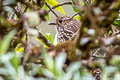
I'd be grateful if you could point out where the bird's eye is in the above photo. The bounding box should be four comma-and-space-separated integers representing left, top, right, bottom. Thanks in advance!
58, 20, 62, 24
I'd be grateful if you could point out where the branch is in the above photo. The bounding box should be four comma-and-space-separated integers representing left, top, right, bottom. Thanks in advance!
47, 1, 72, 14
52, 1, 72, 10
45, 2, 58, 17
71, 11, 84, 18
36, 28, 53, 47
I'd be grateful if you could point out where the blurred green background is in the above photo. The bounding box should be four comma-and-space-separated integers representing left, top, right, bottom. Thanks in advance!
38, 0, 75, 38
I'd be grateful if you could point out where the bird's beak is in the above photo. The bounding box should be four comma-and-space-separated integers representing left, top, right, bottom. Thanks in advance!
48, 22, 56, 25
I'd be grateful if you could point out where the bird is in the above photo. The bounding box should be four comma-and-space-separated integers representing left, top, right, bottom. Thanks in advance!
49, 16, 81, 43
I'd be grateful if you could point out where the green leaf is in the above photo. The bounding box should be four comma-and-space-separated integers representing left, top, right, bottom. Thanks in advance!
55, 52, 66, 75
45, 33, 54, 45
63, 62, 81, 80
15, 43, 24, 53
74, 15, 80, 20
73, 71, 81, 80
66, 62, 81, 73
0, 30, 16, 55
0, 68, 9, 75
113, 73, 120, 80
81, 73, 95, 80
3, 6, 14, 12
113, 20, 120, 27
72, 4, 81, 12
55, 52, 66, 71
102, 66, 117, 80
2, 0, 16, 5
46, 14, 50, 21
42, 68, 55, 78
43, 4, 50, 21
10, 52, 22, 70
45, 0, 65, 15
110, 55, 120, 70
43, 49, 55, 72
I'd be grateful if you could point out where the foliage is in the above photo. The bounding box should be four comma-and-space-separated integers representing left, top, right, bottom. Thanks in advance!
45, 0, 65, 15
1, 0, 120, 80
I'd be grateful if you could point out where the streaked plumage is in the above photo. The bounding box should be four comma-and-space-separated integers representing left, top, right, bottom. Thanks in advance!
55, 16, 81, 42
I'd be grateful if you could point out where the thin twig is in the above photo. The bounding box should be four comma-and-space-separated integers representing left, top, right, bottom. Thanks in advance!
72, 12, 79, 18
47, 1, 72, 13
52, 1, 72, 10
72, 10, 84, 18
45, 2, 58, 17
38, 31, 53, 47
35, 28, 53, 47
